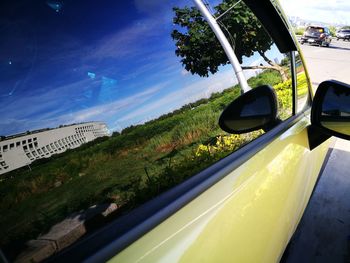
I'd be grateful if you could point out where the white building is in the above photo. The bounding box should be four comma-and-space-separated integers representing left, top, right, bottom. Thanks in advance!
0, 122, 110, 175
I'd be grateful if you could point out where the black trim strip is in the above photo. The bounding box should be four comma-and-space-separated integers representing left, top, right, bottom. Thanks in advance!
307, 125, 331, 150
243, 0, 297, 53
49, 112, 307, 263
290, 51, 297, 115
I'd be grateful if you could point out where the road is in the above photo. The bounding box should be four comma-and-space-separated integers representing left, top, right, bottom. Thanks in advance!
283, 40, 350, 262
301, 39, 350, 87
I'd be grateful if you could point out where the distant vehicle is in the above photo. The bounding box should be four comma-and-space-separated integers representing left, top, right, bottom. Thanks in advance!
336, 29, 350, 41
300, 26, 332, 47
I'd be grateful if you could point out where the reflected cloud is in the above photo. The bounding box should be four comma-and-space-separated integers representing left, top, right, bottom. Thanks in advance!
86, 19, 161, 61
117, 61, 262, 129
87, 72, 96, 79
134, 0, 169, 15
0, 81, 164, 135
118, 69, 238, 124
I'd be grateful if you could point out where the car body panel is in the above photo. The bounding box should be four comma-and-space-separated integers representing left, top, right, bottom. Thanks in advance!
111, 116, 331, 263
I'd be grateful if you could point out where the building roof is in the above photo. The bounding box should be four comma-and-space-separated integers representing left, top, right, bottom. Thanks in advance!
0, 121, 105, 142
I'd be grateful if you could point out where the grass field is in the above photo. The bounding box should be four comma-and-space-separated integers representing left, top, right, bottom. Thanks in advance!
0, 69, 296, 256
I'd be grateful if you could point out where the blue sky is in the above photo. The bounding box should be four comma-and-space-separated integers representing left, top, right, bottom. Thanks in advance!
0, 0, 280, 136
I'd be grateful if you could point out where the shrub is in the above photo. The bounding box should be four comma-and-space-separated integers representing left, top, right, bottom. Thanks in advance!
293, 27, 305, 36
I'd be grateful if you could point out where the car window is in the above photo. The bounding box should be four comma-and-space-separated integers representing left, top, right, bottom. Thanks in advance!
295, 51, 309, 112
0, 0, 294, 260
306, 27, 324, 33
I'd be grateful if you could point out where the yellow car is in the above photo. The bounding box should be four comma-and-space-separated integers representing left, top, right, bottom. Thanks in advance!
1, 0, 350, 262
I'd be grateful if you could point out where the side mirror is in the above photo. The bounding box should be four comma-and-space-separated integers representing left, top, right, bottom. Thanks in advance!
311, 80, 350, 140
219, 85, 279, 134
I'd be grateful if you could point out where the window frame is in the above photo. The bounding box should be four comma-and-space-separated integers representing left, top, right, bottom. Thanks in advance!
290, 50, 313, 114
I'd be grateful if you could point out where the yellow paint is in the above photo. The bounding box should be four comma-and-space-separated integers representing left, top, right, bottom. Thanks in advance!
110, 116, 331, 263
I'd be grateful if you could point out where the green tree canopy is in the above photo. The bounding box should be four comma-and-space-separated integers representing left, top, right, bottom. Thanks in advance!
171, 0, 287, 81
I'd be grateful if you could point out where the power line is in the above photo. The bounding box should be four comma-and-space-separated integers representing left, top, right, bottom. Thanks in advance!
215, 0, 242, 21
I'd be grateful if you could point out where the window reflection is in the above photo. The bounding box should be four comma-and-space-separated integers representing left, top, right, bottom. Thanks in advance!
321, 85, 350, 135
0, 0, 295, 261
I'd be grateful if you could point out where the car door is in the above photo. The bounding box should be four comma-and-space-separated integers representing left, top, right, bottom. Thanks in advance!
0, 0, 333, 262
51, 1, 331, 262
105, 2, 332, 263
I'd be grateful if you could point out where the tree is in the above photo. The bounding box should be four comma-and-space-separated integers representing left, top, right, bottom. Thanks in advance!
329, 26, 337, 37
171, 0, 288, 81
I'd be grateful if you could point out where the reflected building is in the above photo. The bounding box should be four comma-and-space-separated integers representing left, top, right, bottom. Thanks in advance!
0, 122, 109, 175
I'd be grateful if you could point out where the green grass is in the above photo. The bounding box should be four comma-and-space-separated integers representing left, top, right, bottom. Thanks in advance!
0, 70, 289, 256
293, 27, 305, 36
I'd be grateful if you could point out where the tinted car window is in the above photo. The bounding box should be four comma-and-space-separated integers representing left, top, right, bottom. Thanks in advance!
0, 0, 294, 260
306, 26, 324, 34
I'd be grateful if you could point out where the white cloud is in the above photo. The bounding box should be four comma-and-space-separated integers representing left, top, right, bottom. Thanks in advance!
181, 69, 190, 75
280, 0, 350, 24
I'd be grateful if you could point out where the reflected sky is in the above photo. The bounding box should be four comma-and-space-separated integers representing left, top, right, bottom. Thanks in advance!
0, 0, 277, 136
322, 86, 350, 114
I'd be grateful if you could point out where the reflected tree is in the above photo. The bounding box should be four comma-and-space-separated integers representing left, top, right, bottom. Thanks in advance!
171, 0, 288, 81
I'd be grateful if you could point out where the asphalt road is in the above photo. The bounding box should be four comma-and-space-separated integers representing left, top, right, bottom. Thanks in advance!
301, 39, 350, 87
283, 40, 350, 262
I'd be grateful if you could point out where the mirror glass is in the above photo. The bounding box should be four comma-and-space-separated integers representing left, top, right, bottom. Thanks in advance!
219, 85, 278, 134
320, 84, 350, 136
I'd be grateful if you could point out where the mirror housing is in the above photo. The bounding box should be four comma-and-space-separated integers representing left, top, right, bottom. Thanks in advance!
311, 80, 350, 140
219, 85, 279, 134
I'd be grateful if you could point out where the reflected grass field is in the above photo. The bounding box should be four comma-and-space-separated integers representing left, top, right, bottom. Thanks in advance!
0, 70, 288, 255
